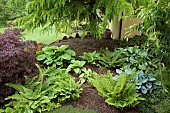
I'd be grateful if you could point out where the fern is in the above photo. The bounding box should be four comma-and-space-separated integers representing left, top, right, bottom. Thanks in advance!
99, 48, 126, 68
91, 72, 144, 108
4, 65, 81, 113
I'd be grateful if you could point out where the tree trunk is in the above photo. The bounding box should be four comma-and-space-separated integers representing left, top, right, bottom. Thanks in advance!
109, 16, 120, 39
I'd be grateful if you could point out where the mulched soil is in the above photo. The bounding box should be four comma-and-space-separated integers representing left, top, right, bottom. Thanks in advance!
52, 37, 141, 113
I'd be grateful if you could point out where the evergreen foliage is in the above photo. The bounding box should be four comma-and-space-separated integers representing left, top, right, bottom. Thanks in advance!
15, 0, 154, 36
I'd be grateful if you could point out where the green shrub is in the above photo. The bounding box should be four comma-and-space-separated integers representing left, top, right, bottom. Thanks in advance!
153, 98, 170, 113
36, 45, 76, 67
2, 65, 81, 113
157, 68, 170, 93
138, 88, 170, 113
43, 106, 97, 113
90, 72, 144, 108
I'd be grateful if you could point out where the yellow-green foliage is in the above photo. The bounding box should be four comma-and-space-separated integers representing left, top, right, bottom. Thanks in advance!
91, 73, 144, 108
15, 0, 154, 36
2, 65, 81, 113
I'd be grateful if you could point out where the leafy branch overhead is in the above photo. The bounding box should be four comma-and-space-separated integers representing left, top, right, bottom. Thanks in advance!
15, 0, 154, 36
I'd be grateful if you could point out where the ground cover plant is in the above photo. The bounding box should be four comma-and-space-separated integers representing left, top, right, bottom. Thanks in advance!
0, 65, 81, 113
36, 45, 76, 67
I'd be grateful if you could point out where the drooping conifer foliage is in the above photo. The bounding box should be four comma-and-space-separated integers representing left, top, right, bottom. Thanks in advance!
15, 0, 154, 36
0, 28, 38, 106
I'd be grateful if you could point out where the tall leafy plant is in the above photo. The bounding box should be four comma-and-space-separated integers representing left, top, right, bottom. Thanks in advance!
90, 72, 144, 108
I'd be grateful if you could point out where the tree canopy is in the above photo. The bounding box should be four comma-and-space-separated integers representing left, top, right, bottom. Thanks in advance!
15, 0, 154, 36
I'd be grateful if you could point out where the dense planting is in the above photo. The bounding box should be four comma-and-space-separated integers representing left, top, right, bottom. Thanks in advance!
1, 65, 81, 113
0, 28, 38, 106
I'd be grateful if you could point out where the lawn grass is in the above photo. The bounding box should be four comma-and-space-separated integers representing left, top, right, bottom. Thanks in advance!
0, 27, 66, 45
0, 28, 5, 33
22, 28, 65, 45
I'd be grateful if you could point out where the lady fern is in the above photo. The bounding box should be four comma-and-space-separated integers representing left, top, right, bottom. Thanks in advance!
91, 72, 144, 108
4, 65, 81, 113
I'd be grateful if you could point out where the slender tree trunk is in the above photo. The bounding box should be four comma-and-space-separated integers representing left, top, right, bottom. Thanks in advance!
110, 16, 120, 39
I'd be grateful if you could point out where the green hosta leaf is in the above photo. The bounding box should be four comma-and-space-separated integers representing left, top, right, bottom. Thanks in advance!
37, 54, 46, 61
66, 49, 76, 56
56, 45, 68, 52
74, 68, 81, 74
61, 53, 71, 60
71, 60, 86, 67
44, 59, 53, 65
36, 50, 44, 55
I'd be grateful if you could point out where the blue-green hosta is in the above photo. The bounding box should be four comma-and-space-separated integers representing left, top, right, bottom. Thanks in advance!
36, 45, 76, 67
2, 65, 81, 113
135, 70, 161, 94
115, 68, 161, 94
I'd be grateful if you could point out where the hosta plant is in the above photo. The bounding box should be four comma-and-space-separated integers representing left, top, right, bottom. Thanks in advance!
79, 68, 99, 85
36, 45, 76, 67
91, 72, 144, 108
2, 65, 81, 113
135, 70, 161, 94
66, 60, 86, 74
79, 51, 101, 65
115, 68, 161, 94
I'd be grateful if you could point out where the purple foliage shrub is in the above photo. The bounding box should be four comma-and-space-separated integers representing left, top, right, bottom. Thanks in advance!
0, 28, 38, 106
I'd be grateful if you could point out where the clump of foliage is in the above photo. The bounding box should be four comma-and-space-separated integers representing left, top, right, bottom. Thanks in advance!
43, 105, 97, 113
79, 51, 101, 65
135, 70, 161, 94
79, 68, 99, 85
0, 28, 38, 106
115, 68, 161, 94
1, 65, 81, 113
66, 60, 86, 74
138, 88, 170, 113
98, 48, 125, 68
36, 45, 76, 67
153, 98, 170, 113
90, 72, 144, 108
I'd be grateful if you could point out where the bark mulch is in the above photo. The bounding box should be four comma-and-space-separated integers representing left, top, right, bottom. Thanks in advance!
52, 37, 141, 113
